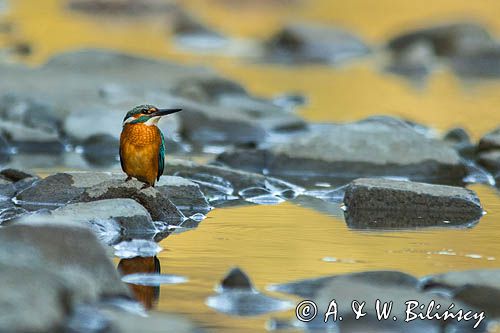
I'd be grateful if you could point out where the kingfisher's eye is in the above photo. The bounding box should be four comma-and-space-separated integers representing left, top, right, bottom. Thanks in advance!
141, 109, 149, 114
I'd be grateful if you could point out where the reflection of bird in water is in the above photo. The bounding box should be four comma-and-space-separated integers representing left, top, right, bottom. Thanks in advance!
120, 105, 182, 188
118, 256, 161, 310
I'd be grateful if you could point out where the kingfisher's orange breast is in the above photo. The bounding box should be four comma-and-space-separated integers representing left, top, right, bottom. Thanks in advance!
120, 123, 162, 186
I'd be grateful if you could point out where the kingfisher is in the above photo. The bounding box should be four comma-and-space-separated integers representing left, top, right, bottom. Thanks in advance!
120, 105, 182, 188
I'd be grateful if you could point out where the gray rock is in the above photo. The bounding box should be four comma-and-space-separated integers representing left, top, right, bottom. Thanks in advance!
172, 10, 227, 49
268, 271, 418, 299
0, 263, 71, 333
387, 22, 494, 58
478, 127, 500, 151
265, 23, 370, 64
452, 46, 500, 78
0, 224, 130, 303
15, 172, 121, 209
0, 168, 39, 199
156, 176, 211, 215
477, 150, 500, 174
343, 178, 483, 229
206, 267, 293, 316
50, 199, 156, 233
443, 127, 471, 146
176, 97, 305, 145
0, 94, 62, 148
81, 134, 119, 167
217, 118, 467, 182
76, 179, 184, 223
164, 159, 302, 204
420, 269, 500, 318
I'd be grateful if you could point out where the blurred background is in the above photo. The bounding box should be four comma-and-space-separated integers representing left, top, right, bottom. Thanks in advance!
1, 1, 500, 332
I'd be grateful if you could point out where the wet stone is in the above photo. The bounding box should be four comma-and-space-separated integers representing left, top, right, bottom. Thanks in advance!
265, 23, 370, 64
15, 172, 121, 209
75, 179, 184, 224
217, 117, 467, 183
156, 175, 211, 215
343, 178, 483, 229
172, 10, 228, 49
51, 198, 157, 235
385, 40, 435, 78
206, 267, 293, 316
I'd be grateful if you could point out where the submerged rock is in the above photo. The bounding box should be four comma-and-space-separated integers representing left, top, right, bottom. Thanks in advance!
164, 159, 302, 205
387, 22, 494, 58
265, 23, 370, 64
206, 267, 293, 316
217, 117, 467, 183
343, 178, 483, 229
421, 269, 500, 318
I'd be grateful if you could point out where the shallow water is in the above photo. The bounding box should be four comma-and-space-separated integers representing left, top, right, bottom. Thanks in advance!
2, 1, 500, 332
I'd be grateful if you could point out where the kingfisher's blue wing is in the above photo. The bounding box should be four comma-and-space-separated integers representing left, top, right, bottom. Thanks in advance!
157, 131, 165, 181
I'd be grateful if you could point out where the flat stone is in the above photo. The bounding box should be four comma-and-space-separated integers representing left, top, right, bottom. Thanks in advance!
15, 172, 120, 209
51, 198, 156, 233
421, 269, 500, 318
265, 23, 370, 64
343, 178, 483, 229
217, 118, 467, 182
156, 175, 211, 215
478, 127, 500, 151
76, 179, 184, 223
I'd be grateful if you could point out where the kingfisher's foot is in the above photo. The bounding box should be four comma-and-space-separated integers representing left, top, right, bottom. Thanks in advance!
140, 183, 152, 190
125, 176, 132, 182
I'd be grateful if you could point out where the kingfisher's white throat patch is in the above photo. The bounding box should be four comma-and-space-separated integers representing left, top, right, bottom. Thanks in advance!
144, 116, 161, 126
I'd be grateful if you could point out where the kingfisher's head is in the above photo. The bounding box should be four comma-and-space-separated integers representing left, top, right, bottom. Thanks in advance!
123, 104, 182, 126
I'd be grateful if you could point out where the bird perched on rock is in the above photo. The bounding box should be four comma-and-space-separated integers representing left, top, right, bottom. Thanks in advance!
120, 105, 182, 188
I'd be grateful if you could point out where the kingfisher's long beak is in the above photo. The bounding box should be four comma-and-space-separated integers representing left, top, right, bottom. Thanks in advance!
152, 108, 183, 117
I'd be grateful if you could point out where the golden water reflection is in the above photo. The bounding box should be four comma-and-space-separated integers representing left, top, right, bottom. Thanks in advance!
4, 1, 500, 331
